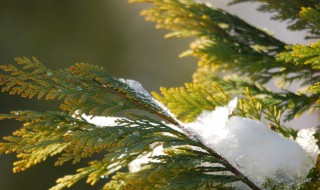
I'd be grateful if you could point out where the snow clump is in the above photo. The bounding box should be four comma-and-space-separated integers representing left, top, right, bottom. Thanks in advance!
80, 114, 121, 127
186, 98, 319, 189
128, 145, 165, 172
119, 78, 153, 100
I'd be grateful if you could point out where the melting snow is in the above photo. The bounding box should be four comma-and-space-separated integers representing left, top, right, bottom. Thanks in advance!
119, 78, 153, 100
186, 98, 319, 189
80, 114, 121, 127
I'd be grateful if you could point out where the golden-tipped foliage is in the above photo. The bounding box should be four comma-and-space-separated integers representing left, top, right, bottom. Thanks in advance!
0, 57, 163, 117
153, 84, 297, 138
129, 0, 315, 84
152, 83, 230, 123
131, 0, 319, 122
277, 40, 320, 108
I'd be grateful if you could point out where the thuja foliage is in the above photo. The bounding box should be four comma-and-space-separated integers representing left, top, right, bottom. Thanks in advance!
0, 0, 319, 189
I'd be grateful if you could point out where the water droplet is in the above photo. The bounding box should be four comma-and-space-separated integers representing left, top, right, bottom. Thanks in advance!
100, 175, 108, 179
46, 71, 53, 76
132, 131, 140, 137
119, 78, 125, 83
76, 86, 82, 91
98, 138, 103, 142
118, 129, 124, 135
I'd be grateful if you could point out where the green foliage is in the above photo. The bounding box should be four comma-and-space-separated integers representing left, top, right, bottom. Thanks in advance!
130, 0, 319, 121
154, 83, 297, 138
0, 57, 164, 117
152, 83, 230, 123
129, 0, 313, 84
0, 0, 320, 189
105, 147, 241, 190
277, 40, 320, 106
192, 65, 316, 121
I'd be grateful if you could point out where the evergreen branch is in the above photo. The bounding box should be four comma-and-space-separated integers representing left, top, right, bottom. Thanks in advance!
277, 40, 320, 112
0, 111, 77, 172
129, 0, 314, 84
0, 57, 163, 117
277, 40, 320, 70
130, 0, 318, 123
151, 91, 265, 189
105, 147, 242, 190
154, 83, 298, 138
236, 88, 298, 138
0, 58, 262, 189
193, 65, 318, 121
52, 114, 260, 189
0, 109, 205, 189
0, 0, 318, 189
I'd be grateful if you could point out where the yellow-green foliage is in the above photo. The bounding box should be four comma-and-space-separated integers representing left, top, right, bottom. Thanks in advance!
152, 83, 230, 123
277, 40, 320, 69
131, 0, 319, 122
277, 40, 320, 106
130, 0, 290, 83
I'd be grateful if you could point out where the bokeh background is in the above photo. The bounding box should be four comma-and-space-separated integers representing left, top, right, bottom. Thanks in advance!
0, 0, 317, 189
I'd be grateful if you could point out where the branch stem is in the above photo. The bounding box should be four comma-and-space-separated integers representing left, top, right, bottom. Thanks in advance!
157, 112, 261, 190
97, 81, 261, 189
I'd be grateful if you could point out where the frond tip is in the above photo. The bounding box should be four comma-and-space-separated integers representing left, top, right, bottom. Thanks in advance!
152, 83, 230, 123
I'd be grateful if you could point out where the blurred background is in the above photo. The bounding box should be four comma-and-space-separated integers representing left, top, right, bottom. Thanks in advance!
0, 0, 317, 189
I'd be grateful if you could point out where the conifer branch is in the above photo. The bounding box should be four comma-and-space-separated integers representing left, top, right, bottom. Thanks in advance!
0, 57, 262, 189
0, 0, 319, 189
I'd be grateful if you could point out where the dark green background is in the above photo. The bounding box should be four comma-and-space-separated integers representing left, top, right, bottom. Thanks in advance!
0, 1, 195, 189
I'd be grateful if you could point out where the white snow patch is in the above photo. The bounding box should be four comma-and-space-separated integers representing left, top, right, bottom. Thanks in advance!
186, 98, 319, 189
81, 114, 121, 127
119, 78, 153, 100
296, 128, 319, 165
129, 145, 165, 172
